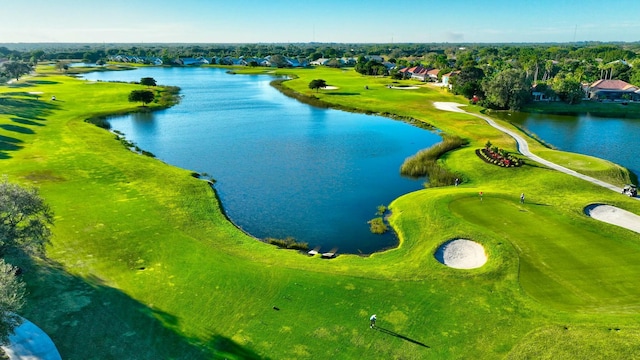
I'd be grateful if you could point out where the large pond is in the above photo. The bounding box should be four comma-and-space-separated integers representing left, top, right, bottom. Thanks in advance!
81, 67, 441, 254
495, 112, 640, 177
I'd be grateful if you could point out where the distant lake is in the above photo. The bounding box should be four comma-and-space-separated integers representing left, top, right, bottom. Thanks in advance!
497, 112, 640, 177
81, 67, 441, 254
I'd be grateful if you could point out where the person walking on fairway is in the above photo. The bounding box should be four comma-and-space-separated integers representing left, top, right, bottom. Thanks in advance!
520, 193, 525, 204
370, 314, 377, 328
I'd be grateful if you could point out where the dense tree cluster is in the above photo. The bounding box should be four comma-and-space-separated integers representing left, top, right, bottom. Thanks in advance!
128, 89, 155, 106
0, 177, 54, 256
354, 57, 388, 76
0, 61, 32, 81
3, 42, 640, 110
0, 177, 54, 343
0, 259, 25, 345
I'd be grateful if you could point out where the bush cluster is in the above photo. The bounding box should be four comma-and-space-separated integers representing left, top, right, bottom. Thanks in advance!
368, 217, 388, 234
400, 135, 467, 187
266, 237, 309, 251
476, 146, 523, 167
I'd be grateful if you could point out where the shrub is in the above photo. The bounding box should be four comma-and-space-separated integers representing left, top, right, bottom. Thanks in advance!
368, 217, 388, 234
400, 135, 467, 187
266, 237, 309, 251
476, 147, 524, 167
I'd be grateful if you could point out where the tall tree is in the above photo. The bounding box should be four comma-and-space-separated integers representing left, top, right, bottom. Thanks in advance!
55, 61, 69, 73
0, 177, 54, 256
552, 76, 584, 104
0, 259, 25, 345
308, 79, 327, 92
482, 69, 531, 110
268, 55, 290, 68
1, 61, 32, 81
451, 66, 485, 99
128, 90, 155, 107
140, 77, 157, 87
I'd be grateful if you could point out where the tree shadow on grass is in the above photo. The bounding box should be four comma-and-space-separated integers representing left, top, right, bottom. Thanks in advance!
374, 326, 430, 348
0, 134, 23, 148
325, 92, 361, 96
10, 117, 45, 127
0, 134, 24, 159
0, 124, 35, 135
7, 83, 36, 89
0, 94, 57, 120
9, 253, 265, 360
26, 80, 60, 85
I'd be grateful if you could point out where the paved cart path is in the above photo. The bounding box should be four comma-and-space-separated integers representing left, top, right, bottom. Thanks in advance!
433, 102, 627, 194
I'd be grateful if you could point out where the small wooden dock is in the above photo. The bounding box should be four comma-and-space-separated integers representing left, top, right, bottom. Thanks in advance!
321, 248, 338, 259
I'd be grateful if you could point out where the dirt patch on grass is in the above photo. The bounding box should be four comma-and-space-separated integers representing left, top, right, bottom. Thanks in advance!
435, 239, 487, 269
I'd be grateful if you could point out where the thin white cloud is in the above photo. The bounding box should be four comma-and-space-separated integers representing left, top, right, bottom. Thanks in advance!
444, 32, 465, 42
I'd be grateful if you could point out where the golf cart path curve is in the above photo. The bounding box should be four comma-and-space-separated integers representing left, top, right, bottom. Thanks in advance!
433, 102, 632, 195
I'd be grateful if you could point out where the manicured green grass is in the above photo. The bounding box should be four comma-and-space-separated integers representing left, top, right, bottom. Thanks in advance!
449, 195, 640, 312
2, 66, 640, 359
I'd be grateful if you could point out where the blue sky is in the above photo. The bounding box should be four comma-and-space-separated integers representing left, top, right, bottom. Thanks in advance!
2, 0, 639, 43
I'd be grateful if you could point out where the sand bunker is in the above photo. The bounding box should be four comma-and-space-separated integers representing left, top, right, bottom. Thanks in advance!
433, 102, 467, 113
323, 86, 339, 90
435, 239, 487, 269
585, 204, 640, 233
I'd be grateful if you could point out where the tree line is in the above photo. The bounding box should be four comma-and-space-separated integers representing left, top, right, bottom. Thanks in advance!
3, 42, 640, 109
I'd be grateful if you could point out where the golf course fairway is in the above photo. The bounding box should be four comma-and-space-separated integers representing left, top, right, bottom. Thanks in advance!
1, 65, 640, 359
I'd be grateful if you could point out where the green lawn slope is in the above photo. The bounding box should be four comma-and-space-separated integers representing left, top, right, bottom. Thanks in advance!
1, 66, 639, 359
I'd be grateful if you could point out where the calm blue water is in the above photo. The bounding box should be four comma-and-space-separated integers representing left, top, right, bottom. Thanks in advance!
81, 67, 441, 254
498, 112, 640, 177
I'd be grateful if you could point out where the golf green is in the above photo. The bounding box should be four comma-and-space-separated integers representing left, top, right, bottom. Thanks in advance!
450, 195, 640, 312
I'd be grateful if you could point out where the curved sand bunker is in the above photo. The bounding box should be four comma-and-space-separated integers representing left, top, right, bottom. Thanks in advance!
435, 239, 487, 269
585, 204, 640, 234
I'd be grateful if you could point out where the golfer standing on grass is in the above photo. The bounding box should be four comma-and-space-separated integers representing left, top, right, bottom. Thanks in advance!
370, 314, 377, 328
520, 193, 525, 204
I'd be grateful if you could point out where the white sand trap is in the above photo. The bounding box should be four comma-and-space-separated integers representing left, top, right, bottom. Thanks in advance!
323, 86, 339, 90
433, 102, 467, 113
585, 204, 640, 233
28, 91, 44, 95
435, 239, 487, 269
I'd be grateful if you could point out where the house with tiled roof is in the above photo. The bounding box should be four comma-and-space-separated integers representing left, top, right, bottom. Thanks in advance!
441, 70, 460, 88
399, 66, 431, 81
426, 68, 440, 82
587, 79, 640, 101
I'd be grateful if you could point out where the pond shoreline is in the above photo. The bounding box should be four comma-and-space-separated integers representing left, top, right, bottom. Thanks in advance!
83, 66, 434, 254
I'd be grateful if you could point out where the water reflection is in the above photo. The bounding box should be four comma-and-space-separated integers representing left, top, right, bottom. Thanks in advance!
501, 112, 640, 176
83, 67, 441, 253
